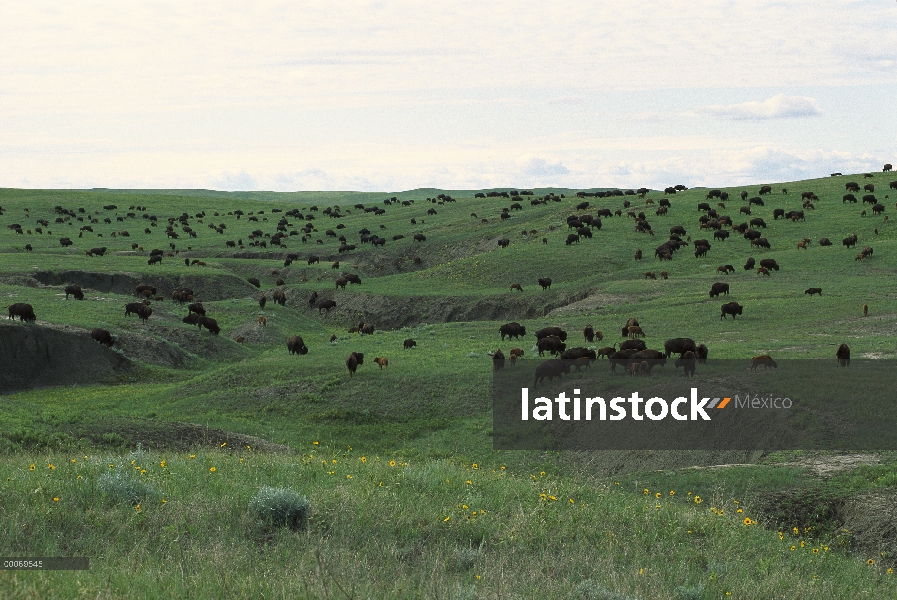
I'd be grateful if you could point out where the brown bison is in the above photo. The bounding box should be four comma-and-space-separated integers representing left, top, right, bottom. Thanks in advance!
804, 288, 822, 296
403, 338, 417, 350
836, 343, 850, 367
272, 290, 287, 306
137, 305, 152, 323
361, 323, 374, 335
317, 300, 337, 313
509, 348, 525, 365
258, 316, 267, 326
664, 337, 697, 358
626, 325, 645, 338
538, 278, 552, 290
64, 284, 84, 300
259, 295, 267, 309
535, 327, 567, 342
863, 303, 868, 317
500, 322, 526, 341
675, 351, 697, 378
709, 282, 729, 298
583, 323, 595, 343
537, 336, 566, 357
721, 302, 743, 319
135, 285, 156, 297
493, 349, 506, 371
510, 283, 523, 292
90, 328, 114, 347
188, 302, 206, 316
644, 271, 657, 280
533, 359, 571, 387
374, 357, 388, 369
197, 315, 219, 334
750, 355, 777, 371
346, 352, 364, 377
287, 336, 309, 355
759, 258, 779, 271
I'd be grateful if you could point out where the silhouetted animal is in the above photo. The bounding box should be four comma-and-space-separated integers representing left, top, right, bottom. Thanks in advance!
836, 344, 850, 367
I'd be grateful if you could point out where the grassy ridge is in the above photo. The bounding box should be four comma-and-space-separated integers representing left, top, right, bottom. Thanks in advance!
1, 172, 897, 596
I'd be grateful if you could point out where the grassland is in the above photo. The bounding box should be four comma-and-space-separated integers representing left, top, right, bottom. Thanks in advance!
1, 173, 897, 598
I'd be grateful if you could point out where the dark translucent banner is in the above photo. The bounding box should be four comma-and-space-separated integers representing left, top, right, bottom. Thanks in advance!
493, 359, 897, 450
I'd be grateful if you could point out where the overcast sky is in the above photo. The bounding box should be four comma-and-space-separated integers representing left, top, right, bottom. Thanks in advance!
1, 1, 895, 192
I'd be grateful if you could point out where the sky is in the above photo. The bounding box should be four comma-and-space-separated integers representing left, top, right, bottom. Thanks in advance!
1, 1, 895, 192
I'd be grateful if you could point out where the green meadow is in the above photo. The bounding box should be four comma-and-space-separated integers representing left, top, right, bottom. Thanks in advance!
2, 173, 897, 598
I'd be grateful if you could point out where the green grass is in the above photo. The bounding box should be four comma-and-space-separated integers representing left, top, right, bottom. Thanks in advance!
2, 173, 897, 596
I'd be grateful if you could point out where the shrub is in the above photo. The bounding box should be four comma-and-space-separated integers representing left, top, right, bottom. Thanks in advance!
98, 470, 159, 506
250, 486, 309, 531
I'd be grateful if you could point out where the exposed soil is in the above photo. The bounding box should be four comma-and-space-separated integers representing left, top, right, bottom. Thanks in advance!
0, 322, 132, 392
288, 287, 598, 329
30, 270, 259, 301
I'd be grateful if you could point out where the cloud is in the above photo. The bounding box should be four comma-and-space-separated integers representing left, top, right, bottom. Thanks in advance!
546, 95, 584, 106
695, 94, 822, 120
212, 169, 258, 191
516, 156, 570, 179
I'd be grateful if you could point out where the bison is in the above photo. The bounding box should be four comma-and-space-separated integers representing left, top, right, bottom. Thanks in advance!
618, 339, 647, 352
90, 328, 114, 347
538, 278, 552, 290
510, 283, 523, 292
695, 343, 708, 364
744, 257, 755, 270
493, 349, 505, 371
759, 258, 779, 271
583, 323, 595, 343
500, 322, 526, 341
137, 305, 152, 323
317, 300, 336, 313
536, 336, 566, 357
403, 338, 416, 350
536, 327, 567, 342
675, 351, 697, 378
198, 315, 219, 334
720, 302, 743, 319
664, 337, 697, 358
64, 284, 84, 300
373, 356, 388, 369
805, 288, 822, 296
346, 352, 364, 377
750, 355, 777, 371
533, 359, 571, 387
709, 282, 729, 298
836, 343, 850, 367
287, 335, 309, 355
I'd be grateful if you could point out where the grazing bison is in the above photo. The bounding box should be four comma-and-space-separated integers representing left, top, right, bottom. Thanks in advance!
247, 277, 261, 288
752, 238, 771, 249
499, 322, 526, 341
64, 284, 84, 300
805, 288, 822, 296
533, 359, 571, 387
182, 313, 201, 327
498, 238, 510, 248
510, 283, 523, 292
538, 278, 552, 290
645, 272, 657, 280
720, 302, 743, 319
287, 335, 309, 355
756, 267, 770, 276
125, 301, 148, 317
565, 233, 580, 245
750, 355, 777, 371
759, 185, 772, 195
90, 328, 114, 347
714, 229, 730, 241
618, 339, 647, 352
135, 285, 156, 297
836, 343, 850, 367
272, 289, 287, 306
259, 295, 267, 309
709, 282, 730, 298
537, 336, 566, 357
759, 258, 779, 271
626, 325, 645, 338
188, 302, 206, 316
403, 338, 417, 350
317, 300, 336, 313
744, 257, 755, 270
413, 234, 426, 242
307, 255, 320, 264
360, 323, 374, 335
609, 349, 640, 374
196, 315, 219, 334
335, 277, 348, 289
535, 327, 567, 342
346, 352, 364, 377
493, 349, 506, 371
664, 337, 697, 358
818, 238, 832, 246
842, 234, 858, 248
148, 255, 162, 266
675, 351, 697, 378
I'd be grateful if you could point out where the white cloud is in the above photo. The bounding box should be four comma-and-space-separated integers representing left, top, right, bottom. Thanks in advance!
695, 94, 822, 120
212, 170, 258, 191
